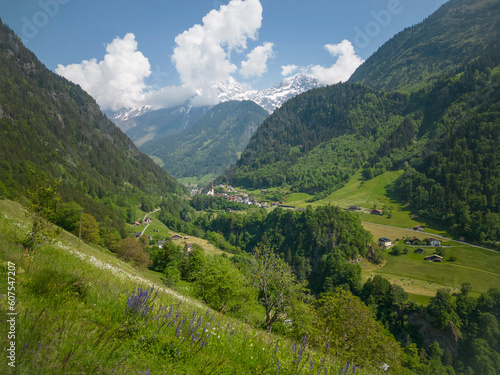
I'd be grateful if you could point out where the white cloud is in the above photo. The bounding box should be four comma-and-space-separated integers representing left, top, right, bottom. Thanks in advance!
309, 40, 364, 85
240, 42, 274, 78
56, 0, 268, 110
281, 64, 298, 77
172, 0, 264, 105
143, 86, 197, 110
55, 33, 151, 111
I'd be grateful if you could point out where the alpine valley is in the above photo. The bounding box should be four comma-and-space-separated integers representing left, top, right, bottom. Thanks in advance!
107, 73, 321, 184
0, 0, 499, 374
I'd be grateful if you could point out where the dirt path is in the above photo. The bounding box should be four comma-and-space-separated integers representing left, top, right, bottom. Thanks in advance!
140, 208, 161, 237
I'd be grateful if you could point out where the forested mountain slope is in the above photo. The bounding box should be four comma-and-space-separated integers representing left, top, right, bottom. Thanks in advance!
220, 0, 500, 245
221, 83, 409, 197
349, 0, 500, 92
0, 19, 185, 235
143, 100, 268, 181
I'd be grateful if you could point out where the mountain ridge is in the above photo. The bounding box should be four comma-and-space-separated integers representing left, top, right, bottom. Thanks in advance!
0, 18, 185, 236
142, 100, 269, 182
349, 0, 500, 91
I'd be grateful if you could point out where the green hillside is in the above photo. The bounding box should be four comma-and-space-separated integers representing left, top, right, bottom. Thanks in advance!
0, 198, 408, 374
143, 100, 268, 182
220, 83, 408, 197
349, 0, 500, 92
0, 19, 185, 238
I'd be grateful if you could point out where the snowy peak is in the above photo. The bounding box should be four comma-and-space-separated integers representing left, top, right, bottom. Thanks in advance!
110, 105, 153, 122
108, 73, 321, 130
215, 73, 321, 113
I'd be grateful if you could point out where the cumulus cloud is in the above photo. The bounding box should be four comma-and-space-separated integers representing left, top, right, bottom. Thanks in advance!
56, 33, 151, 111
56, 0, 268, 110
309, 40, 364, 85
144, 86, 197, 110
281, 64, 298, 77
172, 0, 263, 105
240, 42, 274, 78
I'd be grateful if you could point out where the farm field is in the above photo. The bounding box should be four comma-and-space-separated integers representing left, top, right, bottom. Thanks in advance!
361, 242, 500, 303
291, 169, 450, 237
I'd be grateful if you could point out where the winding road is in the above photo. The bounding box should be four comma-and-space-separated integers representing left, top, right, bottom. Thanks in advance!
140, 208, 161, 237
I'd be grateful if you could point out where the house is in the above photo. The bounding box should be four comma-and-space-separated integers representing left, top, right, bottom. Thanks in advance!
144, 217, 152, 223
378, 237, 392, 249
415, 248, 424, 255
171, 234, 183, 240
429, 238, 441, 247
261, 189, 268, 194
349, 205, 361, 210
186, 243, 194, 252
425, 254, 443, 262
133, 221, 141, 226
413, 225, 425, 231
134, 232, 142, 238
157, 240, 166, 249
371, 209, 383, 215
405, 237, 421, 245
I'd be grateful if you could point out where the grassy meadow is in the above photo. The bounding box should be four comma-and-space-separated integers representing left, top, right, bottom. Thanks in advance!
289, 169, 449, 237
362, 243, 500, 304
0, 199, 389, 374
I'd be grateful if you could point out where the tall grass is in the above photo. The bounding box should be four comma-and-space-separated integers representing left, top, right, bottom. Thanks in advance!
0, 200, 385, 374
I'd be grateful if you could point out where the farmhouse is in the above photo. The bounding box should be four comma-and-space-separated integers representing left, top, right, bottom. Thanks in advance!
413, 225, 425, 231
349, 205, 361, 210
157, 240, 166, 248
371, 209, 383, 215
378, 237, 392, 249
144, 217, 152, 223
134, 232, 142, 238
415, 248, 424, 254
425, 254, 443, 262
171, 234, 183, 240
429, 238, 441, 246
186, 243, 194, 252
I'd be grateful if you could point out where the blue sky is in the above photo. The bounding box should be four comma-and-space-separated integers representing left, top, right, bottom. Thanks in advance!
1, 0, 448, 110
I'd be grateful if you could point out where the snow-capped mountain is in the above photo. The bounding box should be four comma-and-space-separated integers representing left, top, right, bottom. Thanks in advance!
109, 73, 320, 125
214, 73, 321, 113
107, 73, 321, 145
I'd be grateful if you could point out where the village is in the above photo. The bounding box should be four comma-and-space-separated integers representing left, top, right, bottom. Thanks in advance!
190, 184, 285, 209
